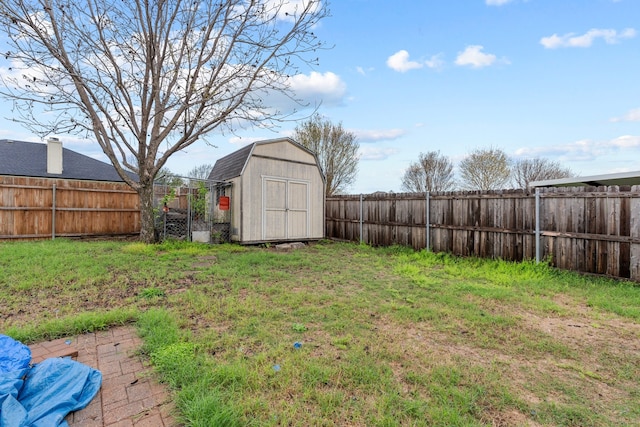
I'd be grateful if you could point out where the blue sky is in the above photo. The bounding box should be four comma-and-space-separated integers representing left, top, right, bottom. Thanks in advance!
1, 0, 639, 194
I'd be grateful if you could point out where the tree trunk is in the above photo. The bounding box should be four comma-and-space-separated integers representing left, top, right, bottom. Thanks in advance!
138, 182, 156, 243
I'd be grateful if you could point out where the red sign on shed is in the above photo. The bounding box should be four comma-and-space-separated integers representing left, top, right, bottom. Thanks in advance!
219, 196, 230, 211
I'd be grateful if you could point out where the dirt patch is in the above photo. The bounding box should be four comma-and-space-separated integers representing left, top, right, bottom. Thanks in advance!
481, 409, 542, 427
305, 327, 342, 360
191, 255, 218, 269
373, 308, 639, 425
524, 310, 640, 357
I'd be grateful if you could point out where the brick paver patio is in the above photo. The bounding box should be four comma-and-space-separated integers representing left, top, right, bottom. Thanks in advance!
28, 326, 176, 427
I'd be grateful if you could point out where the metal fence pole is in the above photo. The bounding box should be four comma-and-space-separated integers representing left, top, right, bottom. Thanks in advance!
359, 194, 363, 244
426, 191, 430, 251
52, 184, 56, 240
535, 188, 540, 263
187, 178, 192, 241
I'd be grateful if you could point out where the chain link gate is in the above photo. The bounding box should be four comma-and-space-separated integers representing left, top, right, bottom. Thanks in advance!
154, 178, 232, 243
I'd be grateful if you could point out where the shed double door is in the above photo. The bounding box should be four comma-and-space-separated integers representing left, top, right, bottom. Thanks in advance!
263, 177, 309, 240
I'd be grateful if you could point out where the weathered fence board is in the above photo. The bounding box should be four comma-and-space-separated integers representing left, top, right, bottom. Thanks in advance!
0, 176, 140, 240
326, 186, 640, 281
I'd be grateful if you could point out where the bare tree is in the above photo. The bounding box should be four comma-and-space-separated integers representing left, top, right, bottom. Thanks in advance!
293, 114, 359, 196
512, 158, 573, 189
458, 147, 511, 191
187, 164, 214, 181
0, 0, 328, 242
155, 167, 184, 188
401, 151, 455, 193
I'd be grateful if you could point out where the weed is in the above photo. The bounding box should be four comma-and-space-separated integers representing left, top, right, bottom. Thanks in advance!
332, 335, 352, 350
137, 308, 181, 356
534, 401, 604, 426
152, 342, 200, 388
291, 323, 307, 332
139, 287, 166, 299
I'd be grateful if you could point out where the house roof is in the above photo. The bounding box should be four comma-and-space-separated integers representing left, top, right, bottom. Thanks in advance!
0, 139, 136, 182
208, 137, 320, 181
530, 170, 640, 188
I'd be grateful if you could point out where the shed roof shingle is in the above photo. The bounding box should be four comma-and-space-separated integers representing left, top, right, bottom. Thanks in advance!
208, 143, 254, 181
0, 139, 136, 182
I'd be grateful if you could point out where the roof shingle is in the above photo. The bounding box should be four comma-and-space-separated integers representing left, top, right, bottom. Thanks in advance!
208, 143, 254, 181
0, 139, 137, 182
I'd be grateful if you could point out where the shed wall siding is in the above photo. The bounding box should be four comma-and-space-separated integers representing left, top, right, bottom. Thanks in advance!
251, 140, 317, 164
240, 155, 324, 243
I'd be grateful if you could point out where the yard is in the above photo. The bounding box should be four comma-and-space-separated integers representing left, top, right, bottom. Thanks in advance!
1, 239, 639, 426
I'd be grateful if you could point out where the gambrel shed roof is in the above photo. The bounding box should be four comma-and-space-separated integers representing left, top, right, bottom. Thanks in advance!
208, 137, 324, 182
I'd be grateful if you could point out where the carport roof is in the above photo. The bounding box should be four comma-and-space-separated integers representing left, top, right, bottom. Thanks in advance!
530, 170, 640, 188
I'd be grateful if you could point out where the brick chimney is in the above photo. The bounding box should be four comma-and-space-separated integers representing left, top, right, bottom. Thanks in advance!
47, 137, 63, 174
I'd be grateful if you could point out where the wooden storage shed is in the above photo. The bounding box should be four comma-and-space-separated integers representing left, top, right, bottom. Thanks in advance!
208, 138, 325, 244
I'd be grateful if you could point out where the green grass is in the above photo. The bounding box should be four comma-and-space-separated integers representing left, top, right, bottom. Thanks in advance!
2, 239, 640, 426
4, 308, 138, 343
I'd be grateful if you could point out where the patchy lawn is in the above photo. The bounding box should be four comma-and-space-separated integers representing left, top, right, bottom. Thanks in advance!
1, 239, 639, 426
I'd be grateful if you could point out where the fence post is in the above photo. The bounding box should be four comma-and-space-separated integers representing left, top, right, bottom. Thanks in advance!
359, 194, 363, 244
187, 178, 192, 241
535, 188, 540, 263
426, 191, 430, 251
163, 210, 167, 240
52, 184, 56, 240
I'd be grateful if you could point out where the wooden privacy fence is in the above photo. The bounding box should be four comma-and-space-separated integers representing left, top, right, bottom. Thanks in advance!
0, 176, 140, 240
326, 186, 640, 281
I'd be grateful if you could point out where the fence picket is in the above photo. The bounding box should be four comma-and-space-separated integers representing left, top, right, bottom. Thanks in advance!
326, 187, 640, 281
1, 176, 140, 239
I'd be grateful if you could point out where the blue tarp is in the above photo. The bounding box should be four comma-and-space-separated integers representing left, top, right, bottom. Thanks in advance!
0, 334, 102, 427
0, 336, 31, 374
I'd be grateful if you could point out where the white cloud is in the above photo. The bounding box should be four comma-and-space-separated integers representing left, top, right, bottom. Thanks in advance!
228, 127, 406, 149
486, 0, 514, 5
540, 28, 636, 49
355, 66, 375, 76
386, 50, 424, 72
610, 135, 640, 148
358, 146, 400, 161
0, 127, 33, 141
386, 50, 444, 73
514, 135, 640, 161
288, 71, 347, 107
425, 54, 445, 70
610, 108, 640, 122
455, 45, 498, 68
352, 128, 406, 142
